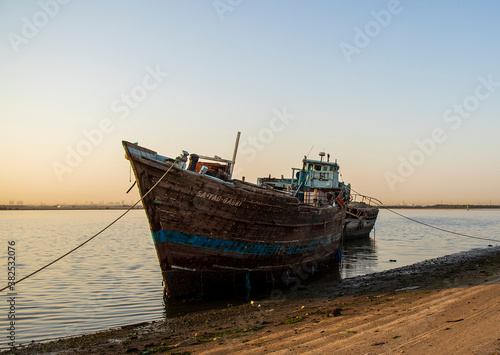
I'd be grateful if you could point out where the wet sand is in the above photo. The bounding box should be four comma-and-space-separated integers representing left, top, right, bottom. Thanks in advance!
8, 246, 500, 354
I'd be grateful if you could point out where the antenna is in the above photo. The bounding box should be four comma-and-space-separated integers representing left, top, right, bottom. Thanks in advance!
306, 145, 314, 159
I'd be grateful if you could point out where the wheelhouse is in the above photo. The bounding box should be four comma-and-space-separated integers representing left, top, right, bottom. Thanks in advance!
258, 152, 350, 207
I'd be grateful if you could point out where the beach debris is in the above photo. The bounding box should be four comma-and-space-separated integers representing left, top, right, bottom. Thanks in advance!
390, 259, 397, 262
327, 308, 342, 317
446, 318, 464, 323
372, 341, 386, 346
121, 321, 148, 330
395, 286, 420, 292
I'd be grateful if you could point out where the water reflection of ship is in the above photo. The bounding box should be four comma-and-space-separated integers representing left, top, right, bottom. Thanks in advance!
340, 237, 378, 278
163, 263, 342, 319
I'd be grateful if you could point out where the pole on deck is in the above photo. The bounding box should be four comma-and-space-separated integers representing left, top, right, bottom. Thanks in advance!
229, 131, 241, 179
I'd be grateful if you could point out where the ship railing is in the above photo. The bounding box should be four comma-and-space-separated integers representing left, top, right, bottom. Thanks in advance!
350, 193, 382, 206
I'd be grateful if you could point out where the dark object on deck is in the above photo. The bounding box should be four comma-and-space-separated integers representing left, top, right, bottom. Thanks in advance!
123, 139, 347, 299
187, 154, 199, 172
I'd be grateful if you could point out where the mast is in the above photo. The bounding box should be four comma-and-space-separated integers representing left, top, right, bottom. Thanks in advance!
229, 131, 241, 179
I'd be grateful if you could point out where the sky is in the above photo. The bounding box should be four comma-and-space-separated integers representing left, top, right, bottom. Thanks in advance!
1, 0, 499, 206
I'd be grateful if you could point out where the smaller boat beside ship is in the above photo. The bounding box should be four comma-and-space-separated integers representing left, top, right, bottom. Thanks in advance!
343, 194, 380, 240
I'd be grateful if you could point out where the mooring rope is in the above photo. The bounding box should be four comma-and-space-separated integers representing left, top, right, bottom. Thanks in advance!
0, 157, 178, 293
350, 188, 500, 243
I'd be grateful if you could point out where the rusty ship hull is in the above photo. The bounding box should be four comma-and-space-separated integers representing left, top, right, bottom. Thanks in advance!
123, 141, 345, 298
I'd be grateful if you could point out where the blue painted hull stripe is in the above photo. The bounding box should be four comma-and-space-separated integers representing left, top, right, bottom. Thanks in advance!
153, 230, 339, 256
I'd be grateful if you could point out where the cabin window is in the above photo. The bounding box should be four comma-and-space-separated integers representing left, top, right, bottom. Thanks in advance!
329, 166, 334, 171
314, 165, 321, 171
323, 166, 329, 171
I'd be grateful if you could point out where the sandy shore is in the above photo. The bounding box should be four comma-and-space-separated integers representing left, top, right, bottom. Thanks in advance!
7, 246, 500, 354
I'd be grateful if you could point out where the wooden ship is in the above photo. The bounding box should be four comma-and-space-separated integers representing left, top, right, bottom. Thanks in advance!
123, 136, 347, 298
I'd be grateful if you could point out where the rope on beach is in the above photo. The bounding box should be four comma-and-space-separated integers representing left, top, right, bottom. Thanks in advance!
350, 188, 500, 243
0, 158, 179, 293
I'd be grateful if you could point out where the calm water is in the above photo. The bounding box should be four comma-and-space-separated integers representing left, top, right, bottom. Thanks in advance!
340, 208, 500, 278
1, 208, 499, 348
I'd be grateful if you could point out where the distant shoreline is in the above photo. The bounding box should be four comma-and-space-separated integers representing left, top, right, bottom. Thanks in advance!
382, 204, 500, 209
0, 205, 143, 211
